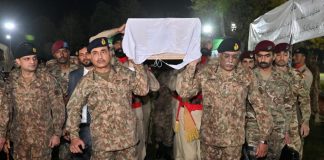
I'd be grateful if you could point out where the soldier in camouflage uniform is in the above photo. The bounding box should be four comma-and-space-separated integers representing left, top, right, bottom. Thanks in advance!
240, 51, 255, 69
293, 48, 313, 90
47, 40, 79, 159
274, 43, 311, 158
177, 38, 273, 160
47, 40, 79, 101
252, 40, 295, 160
5, 42, 65, 159
112, 34, 160, 160
66, 37, 149, 160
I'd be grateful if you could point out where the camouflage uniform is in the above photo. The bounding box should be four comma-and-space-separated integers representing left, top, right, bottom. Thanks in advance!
46, 62, 79, 159
0, 83, 9, 141
177, 59, 273, 160
275, 67, 311, 157
295, 65, 313, 90
252, 68, 295, 160
66, 64, 148, 160
6, 69, 65, 160
47, 62, 79, 97
116, 60, 159, 160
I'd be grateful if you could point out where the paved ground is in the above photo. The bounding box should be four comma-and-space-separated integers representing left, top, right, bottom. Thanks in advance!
0, 117, 322, 160
303, 116, 324, 160
146, 115, 324, 160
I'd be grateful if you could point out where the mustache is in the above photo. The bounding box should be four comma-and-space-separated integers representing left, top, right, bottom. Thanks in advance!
259, 62, 269, 65
97, 59, 106, 62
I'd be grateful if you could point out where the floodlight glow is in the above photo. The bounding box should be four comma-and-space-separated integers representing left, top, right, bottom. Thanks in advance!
6, 34, 11, 40
203, 24, 213, 34
4, 22, 15, 30
231, 22, 237, 32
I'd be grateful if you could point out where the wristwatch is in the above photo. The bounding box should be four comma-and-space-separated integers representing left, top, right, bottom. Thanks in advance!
260, 140, 268, 144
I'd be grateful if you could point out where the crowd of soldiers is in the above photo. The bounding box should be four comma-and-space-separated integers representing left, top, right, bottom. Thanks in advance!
0, 23, 321, 160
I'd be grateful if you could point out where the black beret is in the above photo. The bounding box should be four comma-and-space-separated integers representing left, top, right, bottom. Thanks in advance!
14, 42, 37, 59
240, 51, 254, 60
274, 43, 290, 53
293, 47, 308, 56
87, 37, 109, 52
113, 33, 124, 44
254, 40, 275, 53
217, 38, 241, 53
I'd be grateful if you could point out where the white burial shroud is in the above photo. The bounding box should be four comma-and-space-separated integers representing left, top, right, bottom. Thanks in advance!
122, 18, 202, 69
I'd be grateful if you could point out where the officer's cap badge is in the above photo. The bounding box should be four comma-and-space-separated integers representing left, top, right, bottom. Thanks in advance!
101, 38, 106, 45
234, 43, 239, 51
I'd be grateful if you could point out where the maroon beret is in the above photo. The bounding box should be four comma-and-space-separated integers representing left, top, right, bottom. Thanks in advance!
51, 40, 69, 54
254, 40, 275, 53
274, 43, 290, 53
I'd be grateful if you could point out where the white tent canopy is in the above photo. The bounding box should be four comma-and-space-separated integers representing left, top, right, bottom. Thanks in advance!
249, 0, 324, 50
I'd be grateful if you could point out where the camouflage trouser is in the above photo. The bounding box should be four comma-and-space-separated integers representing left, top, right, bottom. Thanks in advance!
245, 119, 263, 159
91, 146, 136, 160
288, 114, 303, 158
201, 143, 241, 160
266, 132, 285, 160
13, 142, 51, 160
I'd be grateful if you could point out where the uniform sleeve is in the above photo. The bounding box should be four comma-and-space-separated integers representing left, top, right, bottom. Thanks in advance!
66, 79, 89, 139
89, 28, 119, 42
0, 88, 9, 138
295, 75, 311, 125
131, 64, 149, 96
176, 64, 202, 99
48, 76, 66, 137
248, 73, 273, 141
304, 70, 313, 90
147, 69, 160, 92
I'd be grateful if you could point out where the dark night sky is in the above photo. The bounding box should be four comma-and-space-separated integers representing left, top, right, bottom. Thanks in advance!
0, 0, 192, 44
0, 0, 192, 25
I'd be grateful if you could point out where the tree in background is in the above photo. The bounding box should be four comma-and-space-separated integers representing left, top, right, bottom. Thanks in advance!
191, 0, 287, 48
90, 1, 119, 36
118, 0, 142, 22
58, 12, 88, 55
26, 16, 58, 60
